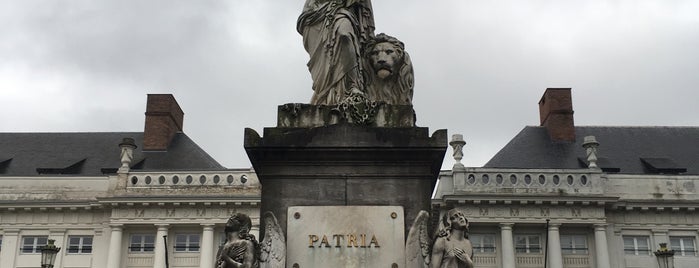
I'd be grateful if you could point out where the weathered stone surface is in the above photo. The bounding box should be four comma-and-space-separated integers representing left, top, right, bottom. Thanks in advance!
287, 206, 404, 267
245, 123, 447, 241
297, 0, 374, 105
297, 2, 415, 106
278, 103, 416, 128
365, 33, 414, 105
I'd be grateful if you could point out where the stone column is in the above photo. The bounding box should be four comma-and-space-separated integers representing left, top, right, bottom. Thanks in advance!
200, 224, 216, 268
500, 223, 516, 268
106, 224, 124, 268
153, 224, 170, 268
0, 229, 19, 268
594, 224, 611, 268
547, 223, 563, 268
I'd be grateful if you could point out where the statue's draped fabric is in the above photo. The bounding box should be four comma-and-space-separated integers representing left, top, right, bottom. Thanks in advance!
297, 0, 375, 105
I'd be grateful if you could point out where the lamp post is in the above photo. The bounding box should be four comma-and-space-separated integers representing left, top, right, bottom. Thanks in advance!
654, 243, 675, 268
40, 239, 61, 268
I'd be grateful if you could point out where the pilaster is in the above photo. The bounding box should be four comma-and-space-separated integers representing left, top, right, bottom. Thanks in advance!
49, 229, 67, 268
0, 229, 20, 268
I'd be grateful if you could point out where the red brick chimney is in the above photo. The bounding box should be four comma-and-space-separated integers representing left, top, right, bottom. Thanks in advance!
538, 88, 575, 142
143, 94, 184, 151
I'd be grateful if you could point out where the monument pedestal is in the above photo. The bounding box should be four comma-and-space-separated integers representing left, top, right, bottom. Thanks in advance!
245, 105, 447, 239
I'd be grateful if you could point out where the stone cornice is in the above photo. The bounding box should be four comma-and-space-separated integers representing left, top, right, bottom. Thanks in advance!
436, 195, 618, 206
447, 204, 607, 222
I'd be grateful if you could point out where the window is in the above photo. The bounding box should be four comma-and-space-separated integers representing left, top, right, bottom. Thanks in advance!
561, 235, 588, 254
515, 235, 541, 253
21, 236, 48, 254
130, 234, 155, 253
623, 236, 650, 255
175, 234, 200, 252
670, 237, 696, 257
470, 234, 496, 253
67, 236, 93, 254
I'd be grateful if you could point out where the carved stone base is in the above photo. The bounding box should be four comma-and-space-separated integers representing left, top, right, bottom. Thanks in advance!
245, 119, 446, 241
277, 103, 416, 128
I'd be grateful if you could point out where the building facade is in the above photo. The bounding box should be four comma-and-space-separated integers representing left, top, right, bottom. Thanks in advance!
0, 95, 261, 268
2, 89, 696, 268
434, 88, 699, 268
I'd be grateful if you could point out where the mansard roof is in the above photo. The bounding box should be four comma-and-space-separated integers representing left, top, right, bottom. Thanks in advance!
0, 132, 224, 176
484, 126, 699, 175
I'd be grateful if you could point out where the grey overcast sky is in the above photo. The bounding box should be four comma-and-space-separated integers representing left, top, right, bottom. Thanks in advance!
1, 0, 698, 169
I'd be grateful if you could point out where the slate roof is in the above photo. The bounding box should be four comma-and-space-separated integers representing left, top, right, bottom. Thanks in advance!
0, 132, 224, 176
484, 126, 699, 175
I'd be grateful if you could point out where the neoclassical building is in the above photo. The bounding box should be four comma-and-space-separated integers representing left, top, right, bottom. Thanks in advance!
2, 90, 696, 268
434, 88, 699, 268
0, 95, 260, 268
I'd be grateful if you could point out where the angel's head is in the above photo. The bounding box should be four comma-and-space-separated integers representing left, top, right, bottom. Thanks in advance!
443, 208, 469, 232
225, 213, 252, 239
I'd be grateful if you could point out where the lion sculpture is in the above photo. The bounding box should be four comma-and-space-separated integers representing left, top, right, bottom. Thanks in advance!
365, 33, 414, 105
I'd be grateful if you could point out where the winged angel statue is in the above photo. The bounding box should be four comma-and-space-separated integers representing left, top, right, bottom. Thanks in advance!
215, 212, 285, 268
258, 212, 286, 268
406, 209, 475, 268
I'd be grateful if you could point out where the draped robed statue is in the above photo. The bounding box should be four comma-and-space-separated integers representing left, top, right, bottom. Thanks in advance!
297, 0, 375, 105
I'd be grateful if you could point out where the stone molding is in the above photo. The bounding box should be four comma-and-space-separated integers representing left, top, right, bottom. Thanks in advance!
109, 206, 258, 223
450, 204, 606, 222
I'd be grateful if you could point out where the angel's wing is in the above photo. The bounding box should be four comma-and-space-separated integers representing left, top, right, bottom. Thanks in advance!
259, 211, 286, 268
405, 210, 431, 268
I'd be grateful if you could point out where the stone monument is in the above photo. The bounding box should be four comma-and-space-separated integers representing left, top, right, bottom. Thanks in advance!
240, 1, 475, 267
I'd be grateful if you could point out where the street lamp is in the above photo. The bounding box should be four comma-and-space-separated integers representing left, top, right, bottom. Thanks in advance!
654, 243, 675, 268
40, 239, 61, 268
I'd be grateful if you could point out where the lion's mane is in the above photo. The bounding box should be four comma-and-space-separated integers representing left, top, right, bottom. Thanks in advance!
364, 33, 414, 105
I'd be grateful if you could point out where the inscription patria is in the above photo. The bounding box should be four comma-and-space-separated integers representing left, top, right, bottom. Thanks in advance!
287, 206, 404, 267
308, 234, 380, 248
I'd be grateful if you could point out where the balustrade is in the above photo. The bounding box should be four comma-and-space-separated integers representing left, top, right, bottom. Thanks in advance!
452, 168, 603, 195
127, 170, 258, 189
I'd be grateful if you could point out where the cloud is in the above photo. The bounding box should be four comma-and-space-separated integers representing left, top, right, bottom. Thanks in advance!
1, 0, 697, 169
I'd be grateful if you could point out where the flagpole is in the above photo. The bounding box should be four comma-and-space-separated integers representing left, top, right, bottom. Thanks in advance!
163, 235, 170, 268
544, 219, 550, 268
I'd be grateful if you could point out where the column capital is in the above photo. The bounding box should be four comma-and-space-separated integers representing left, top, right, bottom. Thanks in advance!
109, 224, 124, 230
201, 223, 216, 230
155, 223, 170, 230
548, 222, 562, 229
499, 223, 515, 229
593, 223, 608, 230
